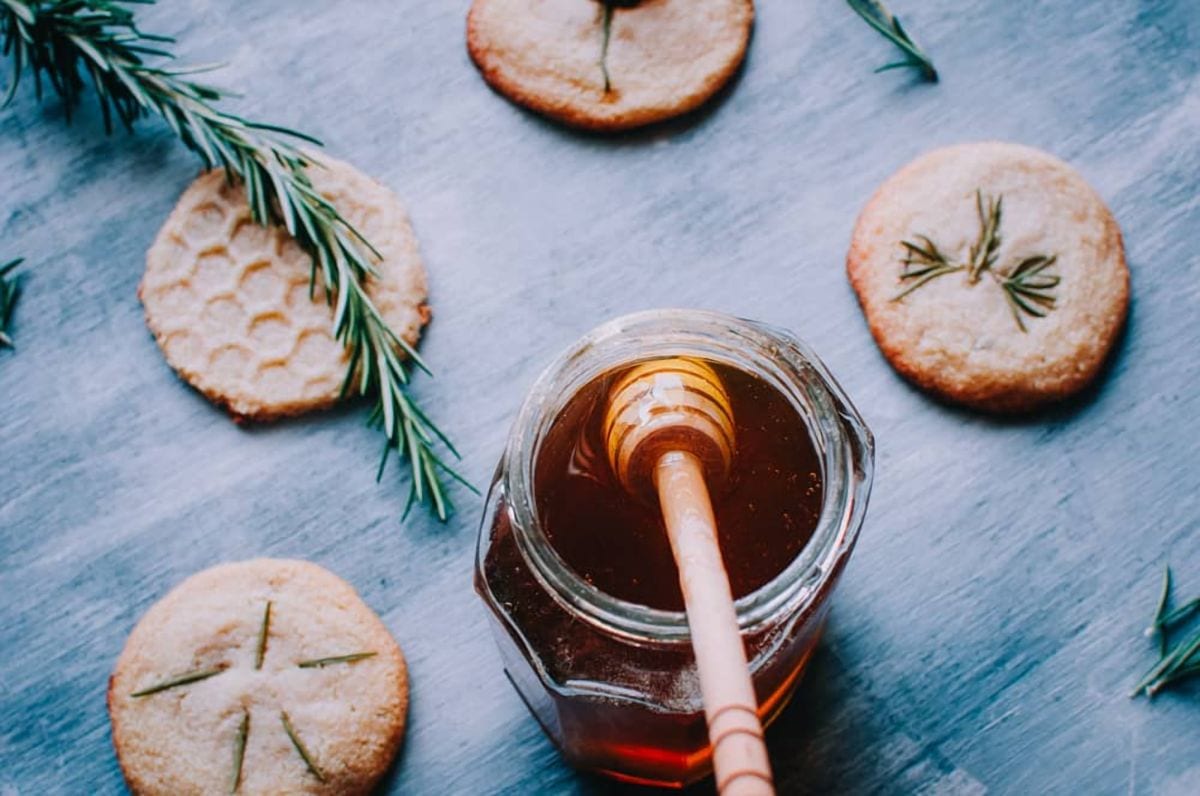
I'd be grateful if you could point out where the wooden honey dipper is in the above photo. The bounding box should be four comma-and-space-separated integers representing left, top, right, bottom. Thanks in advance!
603, 358, 775, 796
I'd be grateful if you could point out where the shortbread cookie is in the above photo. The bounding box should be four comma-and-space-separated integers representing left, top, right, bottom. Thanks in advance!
109, 559, 408, 796
141, 155, 429, 421
847, 142, 1128, 412
467, 0, 753, 131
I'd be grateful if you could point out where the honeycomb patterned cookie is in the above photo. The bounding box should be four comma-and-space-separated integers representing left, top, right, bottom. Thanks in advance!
141, 155, 430, 421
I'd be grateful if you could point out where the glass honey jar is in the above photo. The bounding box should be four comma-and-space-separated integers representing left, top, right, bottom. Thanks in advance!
475, 310, 874, 787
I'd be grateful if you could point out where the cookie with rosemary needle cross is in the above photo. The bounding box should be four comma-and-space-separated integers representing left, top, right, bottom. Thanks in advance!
847, 141, 1129, 413
109, 560, 409, 795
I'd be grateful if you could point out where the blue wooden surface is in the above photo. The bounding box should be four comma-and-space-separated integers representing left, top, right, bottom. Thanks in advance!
2, 1, 1199, 793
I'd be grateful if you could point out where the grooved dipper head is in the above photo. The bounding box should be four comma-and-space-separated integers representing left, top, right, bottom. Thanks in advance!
603, 358, 735, 498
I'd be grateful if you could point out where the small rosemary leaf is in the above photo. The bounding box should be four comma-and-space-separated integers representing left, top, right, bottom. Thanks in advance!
242, 120, 323, 146
1132, 628, 1200, 697
899, 238, 944, 263
10, 2, 35, 24
1160, 597, 1200, 631
230, 709, 249, 794
599, 3, 615, 93
297, 652, 377, 669
427, 449, 480, 493
1008, 286, 1055, 308
254, 601, 272, 670
1006, 289, 1048, 318
874, 60, 920, 74
131, 664, 228, 697
1148, 663, 1200, 697
280, 712, 326, 783
899, 264, 942, 279
1149, 566, 1173, 655
1019, 277, 1061, 290
891, 264, 962, 301
374, 438, 392, 483
401, 481, 419, 521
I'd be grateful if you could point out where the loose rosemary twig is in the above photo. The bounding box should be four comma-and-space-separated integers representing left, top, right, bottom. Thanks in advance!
0, 257, 22, 348
1132, 566, 1200, 698
846, 0, 937, 82
0, 0, 470, 519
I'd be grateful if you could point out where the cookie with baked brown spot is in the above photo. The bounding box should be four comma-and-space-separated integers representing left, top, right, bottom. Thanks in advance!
109, 559, 408, 795
847, 141, 1129, 412
467, 0, 753, 132
140, 155, 430, 422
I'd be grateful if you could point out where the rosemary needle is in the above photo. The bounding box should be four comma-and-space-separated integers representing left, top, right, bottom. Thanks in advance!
0, 0, 468, 519
0, 258, 23, 349
230, 709, 249, 794
281, 711, 327, 783
254, 602, 271, 671
1147, 566, 1173, 655
297, 652, 377, 669
597, 1, 640, 94
131, 664, 228, 697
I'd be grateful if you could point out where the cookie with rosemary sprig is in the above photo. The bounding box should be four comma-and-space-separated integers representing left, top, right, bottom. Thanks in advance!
141, 154, 430, 421
109, 559, 408, 795
847, 141, 1128, 412
467, 0, 754, 132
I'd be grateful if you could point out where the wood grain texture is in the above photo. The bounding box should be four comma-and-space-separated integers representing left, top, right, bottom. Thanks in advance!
1, 1, 1198, 794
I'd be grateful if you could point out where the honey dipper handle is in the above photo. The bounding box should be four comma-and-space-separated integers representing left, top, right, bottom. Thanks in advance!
655, 451, 775, 796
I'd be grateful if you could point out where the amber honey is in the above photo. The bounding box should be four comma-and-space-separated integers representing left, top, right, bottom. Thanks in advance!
475, 310, 873, 787
536, 362, 824, 611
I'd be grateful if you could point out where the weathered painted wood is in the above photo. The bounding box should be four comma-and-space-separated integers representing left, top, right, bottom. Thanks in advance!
1, 1, 1198, 793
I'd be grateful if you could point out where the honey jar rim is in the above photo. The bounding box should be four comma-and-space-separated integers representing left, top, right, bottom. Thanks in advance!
500, 309, 875, 644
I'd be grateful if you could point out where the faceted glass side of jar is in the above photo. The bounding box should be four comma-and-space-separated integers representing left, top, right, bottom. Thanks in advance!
476, 484, 845, 786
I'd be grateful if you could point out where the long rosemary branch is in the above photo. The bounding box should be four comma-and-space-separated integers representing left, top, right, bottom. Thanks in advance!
0, 0, 470, 519
0, 257, 22, 348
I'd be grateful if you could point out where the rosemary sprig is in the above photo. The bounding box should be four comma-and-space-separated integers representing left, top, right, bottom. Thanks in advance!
0, 0, 468, 519
596, 0, 639, 94
131, 664, 228, 697
297, 652, 377, 669
1132, 566, 1200, 698
254, 601, 271, 670
967, 192, 1002, 282
846, 0, 937, 82
230, 709, 249, 794
281, 711, 326, 783
891, 190, 1060, 332
1000, 255, 1059, 332
0, 258, 23, 348
893, 235, 963, 301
